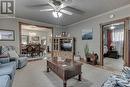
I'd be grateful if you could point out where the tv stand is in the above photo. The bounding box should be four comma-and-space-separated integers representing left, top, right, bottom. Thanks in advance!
52, 37, 75, 60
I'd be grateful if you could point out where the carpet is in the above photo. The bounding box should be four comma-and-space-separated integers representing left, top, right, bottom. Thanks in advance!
43, 71, 93, 87
13, 60, 114, 87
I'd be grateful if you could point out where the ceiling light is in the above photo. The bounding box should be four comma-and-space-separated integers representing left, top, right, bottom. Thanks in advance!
110, 25, 115, 30
52, 11, 62, 18
60, 4, 64, 8
109, 14, 115, 18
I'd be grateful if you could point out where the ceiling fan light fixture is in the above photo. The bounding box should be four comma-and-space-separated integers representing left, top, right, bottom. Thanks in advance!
60, 4, 64, 8
52, 11, 62, 18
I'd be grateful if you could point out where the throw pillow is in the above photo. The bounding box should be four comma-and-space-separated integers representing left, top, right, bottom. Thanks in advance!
102, 76, 117, 87
8, 50, 19, 58
1, 46, 9, 55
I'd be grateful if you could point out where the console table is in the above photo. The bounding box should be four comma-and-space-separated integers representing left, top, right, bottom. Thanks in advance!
47, 60, 82, 87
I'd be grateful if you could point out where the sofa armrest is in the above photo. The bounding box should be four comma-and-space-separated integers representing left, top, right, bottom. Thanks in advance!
9, 57, 18, 68
19, 54, 27, 57
10, 57, 17, 62
0, 58, 10, 64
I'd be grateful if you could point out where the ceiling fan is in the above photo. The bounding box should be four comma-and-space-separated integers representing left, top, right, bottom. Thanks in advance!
29, 0, 84, 18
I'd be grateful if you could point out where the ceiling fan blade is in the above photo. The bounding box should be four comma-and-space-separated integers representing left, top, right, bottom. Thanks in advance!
48, 2, 56, 9
60, 3, 67, 9
27, 4, 50, 8
27, 4, 53, 11
64, 6, 85, 15
60, 9, 73, 15
40, 9, 54, 12
62, 0, 72, 4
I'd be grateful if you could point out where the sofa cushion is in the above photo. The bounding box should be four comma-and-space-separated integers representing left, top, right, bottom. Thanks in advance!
117, 80, 130, 87
102, 75, 117, 87
0, 62, 16, 80
102, 74, 130, 87
8, 50, 19, 58
0, 75, 10, 87
122, 66, 130, 79
0, 58, 10, 64
1, 46, 9, 56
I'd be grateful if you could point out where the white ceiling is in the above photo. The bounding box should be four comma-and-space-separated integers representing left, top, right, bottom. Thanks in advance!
15, 0, 130, 26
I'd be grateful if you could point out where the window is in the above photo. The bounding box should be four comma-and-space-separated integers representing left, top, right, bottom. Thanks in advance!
112, 29, 124, 42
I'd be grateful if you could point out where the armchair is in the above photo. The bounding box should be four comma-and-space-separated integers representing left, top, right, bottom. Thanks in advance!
8, 50, 28, 69
0, 57, 16, 83
1, 46, 28, 69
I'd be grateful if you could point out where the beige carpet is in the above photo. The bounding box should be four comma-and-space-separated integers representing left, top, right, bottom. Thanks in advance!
104, 57, 124, 71
13, 60, 115, 87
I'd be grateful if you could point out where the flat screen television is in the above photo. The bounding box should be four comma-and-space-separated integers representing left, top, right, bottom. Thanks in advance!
61, 43, 72, 51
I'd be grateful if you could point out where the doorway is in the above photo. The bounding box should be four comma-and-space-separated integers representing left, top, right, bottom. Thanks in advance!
102, 22, 125, 71
100, 18, 130, 71
19, 23, 53, 60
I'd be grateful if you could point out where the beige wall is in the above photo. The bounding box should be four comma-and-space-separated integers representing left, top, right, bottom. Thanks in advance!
21, 29, 47, 43
0, 19, 20, 53
1, 4, 130, 57
64, 4, 130, 60
0, 18, 62, 54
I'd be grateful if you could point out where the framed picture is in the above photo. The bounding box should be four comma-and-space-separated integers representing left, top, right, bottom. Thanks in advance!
32, 36, 39, 41
82, 29, 93, 40
0, 29, 15, 41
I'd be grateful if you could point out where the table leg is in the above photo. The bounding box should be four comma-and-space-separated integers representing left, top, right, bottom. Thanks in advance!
42, 52, 43, 56
63, 81, 67, 87
78, 74, 81, 81
47, 67, 50, 72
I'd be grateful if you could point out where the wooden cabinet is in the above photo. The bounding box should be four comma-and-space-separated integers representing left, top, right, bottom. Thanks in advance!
52, 37, 75, 60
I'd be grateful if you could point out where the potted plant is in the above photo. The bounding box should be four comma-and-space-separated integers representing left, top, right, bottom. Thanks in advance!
84, 44, 91, 63
84, 44, 89, 57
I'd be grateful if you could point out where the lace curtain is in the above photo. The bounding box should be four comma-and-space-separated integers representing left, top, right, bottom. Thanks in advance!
112, 28, 124, 56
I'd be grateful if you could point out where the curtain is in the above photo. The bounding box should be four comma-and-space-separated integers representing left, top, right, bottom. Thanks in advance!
112, 29, 124, 56
107, 30, 112, 49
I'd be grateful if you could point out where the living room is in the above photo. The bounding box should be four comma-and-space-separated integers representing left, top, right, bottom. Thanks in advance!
1, 0, 130, 87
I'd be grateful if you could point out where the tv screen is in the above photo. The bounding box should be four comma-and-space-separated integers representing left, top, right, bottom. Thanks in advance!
61, 43, 72, 51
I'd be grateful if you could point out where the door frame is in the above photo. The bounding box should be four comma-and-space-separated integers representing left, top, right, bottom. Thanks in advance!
19, 22, 53, 56
100, 17, 129, 66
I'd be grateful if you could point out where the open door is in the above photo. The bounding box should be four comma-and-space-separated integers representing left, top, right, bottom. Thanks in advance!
100, 18, 129, 69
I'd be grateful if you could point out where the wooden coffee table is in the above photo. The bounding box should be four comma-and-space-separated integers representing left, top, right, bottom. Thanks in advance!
47, 60, 82, 87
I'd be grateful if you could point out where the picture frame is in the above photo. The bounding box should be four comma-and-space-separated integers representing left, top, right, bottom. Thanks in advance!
0, 29, 15, 41
82, 29, 93, 40
21, 35, 29, 44
31, 36, 39, 41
